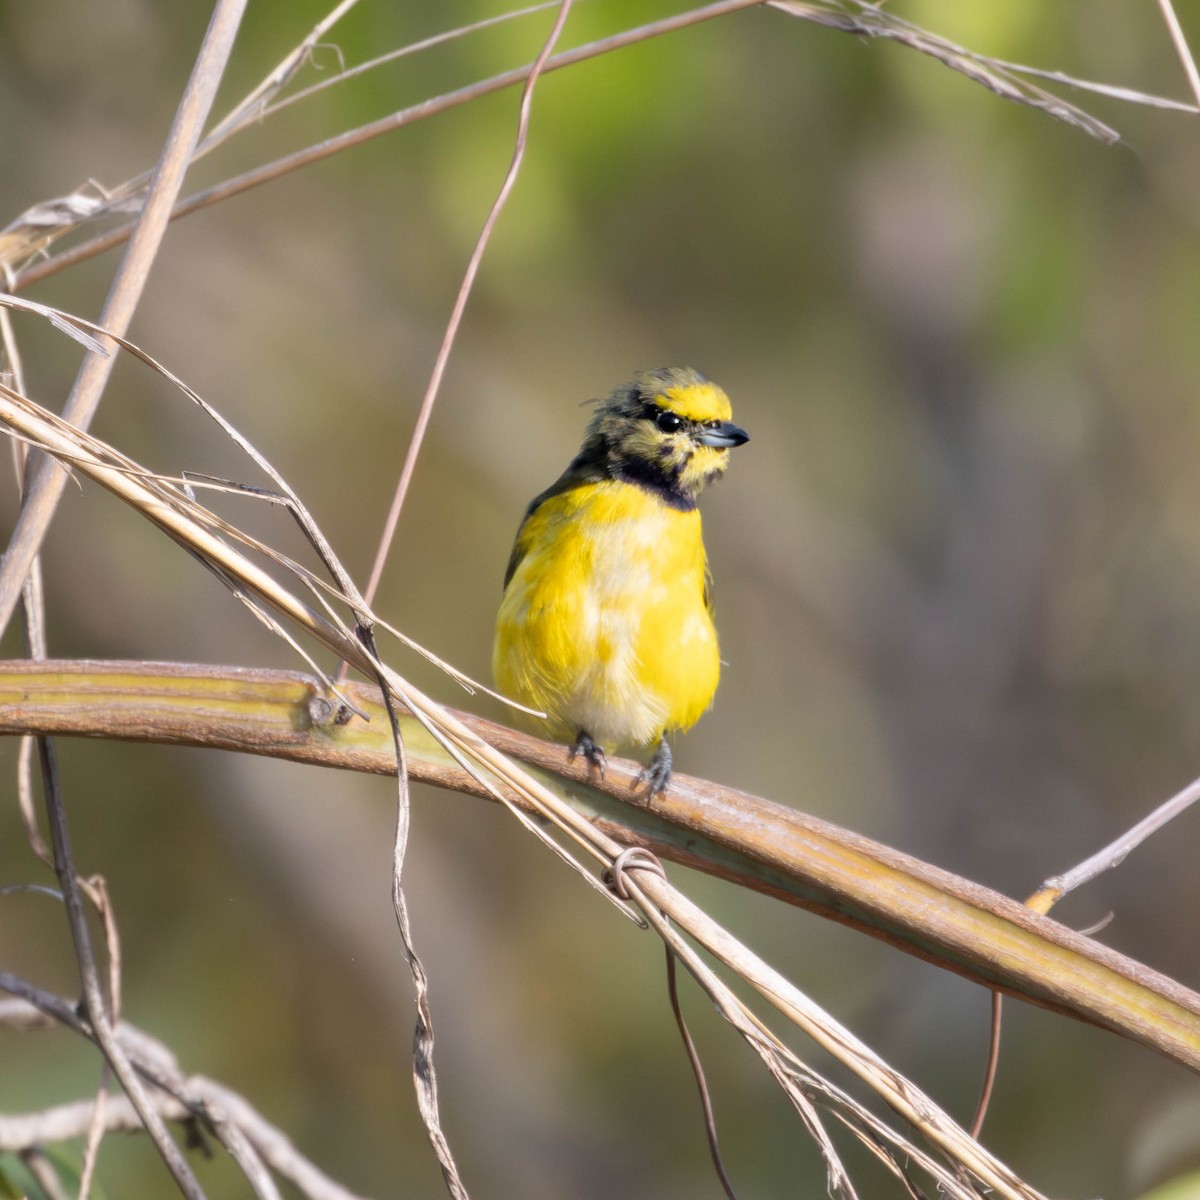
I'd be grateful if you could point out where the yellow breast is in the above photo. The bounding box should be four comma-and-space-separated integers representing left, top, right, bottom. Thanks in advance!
493, 480, 721, 751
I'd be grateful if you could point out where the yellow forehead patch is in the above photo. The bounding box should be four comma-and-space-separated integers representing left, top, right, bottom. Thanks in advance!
654, 380, 733, 424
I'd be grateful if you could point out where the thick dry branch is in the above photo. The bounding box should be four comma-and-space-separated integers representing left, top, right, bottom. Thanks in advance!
0, 658, 1197, 1074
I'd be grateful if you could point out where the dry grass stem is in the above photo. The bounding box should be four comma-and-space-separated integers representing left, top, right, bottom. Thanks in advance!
660, 946, 742, 1200
771, 0, 1199, 133
78, 1070, 110, 1200
7, 0, 1180, 296
1156, 0, 1200, 107
0, 1, 553, 275
0, 289, 513, 707
0, 988, 367, 1200
198, 0, 364, 153
361, 0, 576, 610
628, 873, 1044, 1199
251, 3, 564, 126
0, 0, 248, 643
33, 733, 205, 1200
0, 291, 533, 715
1, 11, 247, 1192
0, 0, 767, 289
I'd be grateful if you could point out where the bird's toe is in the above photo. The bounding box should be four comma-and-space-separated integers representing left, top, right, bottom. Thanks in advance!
570, 731, 607, 777
635, 740, 673, 799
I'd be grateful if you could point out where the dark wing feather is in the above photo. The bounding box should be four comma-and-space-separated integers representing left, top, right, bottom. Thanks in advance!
502, 514, 535, 589
502, 466, 592, 589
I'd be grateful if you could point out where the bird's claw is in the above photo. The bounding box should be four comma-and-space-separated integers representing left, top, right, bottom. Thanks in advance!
570, 731, 607, 778
635, 740, 673, 800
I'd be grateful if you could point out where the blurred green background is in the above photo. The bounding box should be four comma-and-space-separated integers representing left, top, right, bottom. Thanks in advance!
3, 1, 1200, 1196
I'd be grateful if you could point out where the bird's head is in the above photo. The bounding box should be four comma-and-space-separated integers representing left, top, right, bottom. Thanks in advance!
580, 367, 749, 509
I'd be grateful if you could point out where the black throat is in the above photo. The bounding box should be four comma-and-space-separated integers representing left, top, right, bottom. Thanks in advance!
612, 455, 698, 511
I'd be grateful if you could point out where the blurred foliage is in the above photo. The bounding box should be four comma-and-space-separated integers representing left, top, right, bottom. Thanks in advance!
3, 1, 1200, 1197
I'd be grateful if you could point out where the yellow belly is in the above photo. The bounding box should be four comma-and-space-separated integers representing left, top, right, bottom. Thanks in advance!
493, 480, 721, 751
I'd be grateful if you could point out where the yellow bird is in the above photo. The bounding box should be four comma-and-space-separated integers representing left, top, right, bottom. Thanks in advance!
493, 367, 748, 795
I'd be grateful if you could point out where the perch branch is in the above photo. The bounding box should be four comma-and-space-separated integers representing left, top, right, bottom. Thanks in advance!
0, 658, 1198, 1074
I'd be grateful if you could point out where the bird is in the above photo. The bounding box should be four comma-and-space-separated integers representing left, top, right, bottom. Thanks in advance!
493, 367, 748, 797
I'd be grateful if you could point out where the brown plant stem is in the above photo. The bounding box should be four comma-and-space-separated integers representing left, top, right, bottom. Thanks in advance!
1, 658, 1198, 1074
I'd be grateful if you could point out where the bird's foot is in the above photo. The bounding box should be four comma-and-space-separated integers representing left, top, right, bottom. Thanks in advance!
569, 731, 607, 778
635, 740, 672, 800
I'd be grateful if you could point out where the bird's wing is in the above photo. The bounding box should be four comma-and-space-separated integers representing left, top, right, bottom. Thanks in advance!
502, 472, 580, 589
502, 513, 535, 590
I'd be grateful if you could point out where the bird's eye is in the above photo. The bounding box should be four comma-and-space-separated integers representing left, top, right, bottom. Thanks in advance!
654, 410, 683, 433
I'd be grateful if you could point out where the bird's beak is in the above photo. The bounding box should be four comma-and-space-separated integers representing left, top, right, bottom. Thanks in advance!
696, 421, 749, 449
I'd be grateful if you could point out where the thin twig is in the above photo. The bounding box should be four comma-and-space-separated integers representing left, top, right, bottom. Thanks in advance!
9, 215, 139, 1200
254, 3, 563, 126
665, 947, 742, 1200
1027, 771, 1200, 912
1, 4, 251, 1195
968, 992, 1002, 1140
33, 736, 206, 1199
1157, 0, 1200, 107
0, 301, 52, 873
0, 986, 367, 1200
7, 0, 1193, 300
624, 869, 1038, 1199
78, 1069, 110, 1200
368, 668, 1038, 1195
0, 283, 538, 715
360, 0, 575, 610
372, 622, 470, 1200
605, 848, 743, 1197
9, 0, 769, 296
0, 0, 249, 640
0, 5, 556, 276
769, 0, 1164, 141
199, 0, 364, 153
